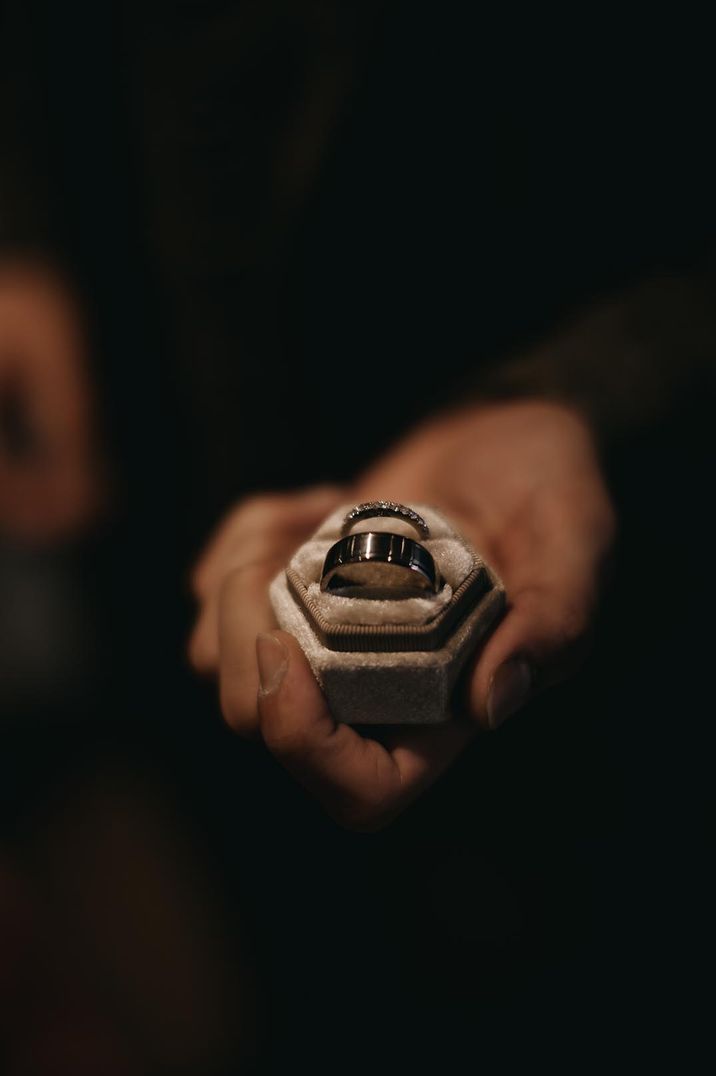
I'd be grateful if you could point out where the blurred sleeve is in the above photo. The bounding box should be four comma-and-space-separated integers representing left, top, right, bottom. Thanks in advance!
474, 259, 716, 445
429, 15, 716, 449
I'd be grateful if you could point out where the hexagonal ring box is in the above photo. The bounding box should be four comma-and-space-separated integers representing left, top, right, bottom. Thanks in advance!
269, 503, 506, 725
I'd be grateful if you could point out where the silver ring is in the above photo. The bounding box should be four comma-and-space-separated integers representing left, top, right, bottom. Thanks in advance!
341, 501, 430, 540
320, 531, 439, 599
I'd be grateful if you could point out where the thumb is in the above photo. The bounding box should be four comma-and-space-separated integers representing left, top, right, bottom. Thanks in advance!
467, 582, 595, 731
255, 631, 399, 822
255, 630, 336, 757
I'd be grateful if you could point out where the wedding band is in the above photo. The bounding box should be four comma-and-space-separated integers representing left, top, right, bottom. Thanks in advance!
320, 531, 439, 599
341, 501, 430, 539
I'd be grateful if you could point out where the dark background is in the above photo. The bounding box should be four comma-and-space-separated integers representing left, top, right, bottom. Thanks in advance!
1, 3, 714, 1071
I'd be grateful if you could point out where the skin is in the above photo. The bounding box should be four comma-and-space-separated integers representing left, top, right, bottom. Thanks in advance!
188, 399, 617, 831
0, 259, 100, 543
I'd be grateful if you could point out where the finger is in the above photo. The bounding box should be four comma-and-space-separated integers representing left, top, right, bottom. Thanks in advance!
256, 631, 409, 830
186, 595, 222, 676
188, 531, 305, 673
191, 485, 343, 599
215, 561, 281, 736
466, 576, 596, 732
188, 484, 344, 673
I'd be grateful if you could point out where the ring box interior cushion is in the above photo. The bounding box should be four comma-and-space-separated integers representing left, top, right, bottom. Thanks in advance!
269, 504, 505, 725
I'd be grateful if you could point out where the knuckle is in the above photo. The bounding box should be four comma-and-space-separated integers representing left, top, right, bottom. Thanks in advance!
219, 681, 259, 736
235, 493, 287, 532
192, 493, 298, 602
219, 564, 251, 599
219, 559, 278, 612
187, 624, 216, 674
231, 497, 260, 528
225, 557, 277, 590
190, 561, 211, 599
260, 721, 308, 759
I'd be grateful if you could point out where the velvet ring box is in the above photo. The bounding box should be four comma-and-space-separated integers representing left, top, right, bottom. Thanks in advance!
269, 504, 506, 725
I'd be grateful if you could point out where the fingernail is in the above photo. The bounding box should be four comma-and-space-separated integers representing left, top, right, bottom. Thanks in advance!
256, 633, 288, 697
487, 659, 532, 730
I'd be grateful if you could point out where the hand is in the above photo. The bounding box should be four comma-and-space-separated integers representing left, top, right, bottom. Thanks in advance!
189, 400, 616, 829
0, 259, 101, 543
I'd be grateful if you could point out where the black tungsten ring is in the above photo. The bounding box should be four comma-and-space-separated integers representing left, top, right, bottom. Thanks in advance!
320, 531, 439, 599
